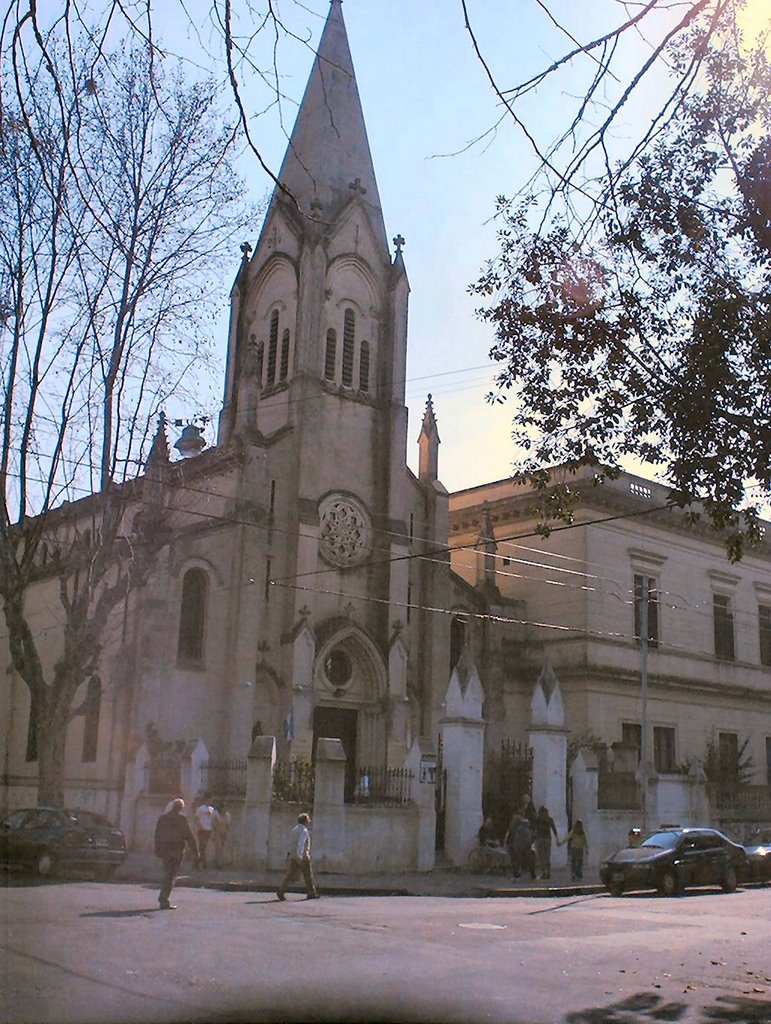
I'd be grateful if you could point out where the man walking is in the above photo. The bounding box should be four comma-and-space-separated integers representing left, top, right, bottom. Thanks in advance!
277, 812, 318, 901
154, 798, 198, 910
194, 797, 216, 869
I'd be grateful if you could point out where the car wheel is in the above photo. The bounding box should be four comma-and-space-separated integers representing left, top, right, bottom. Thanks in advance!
35, 850, 56, 877
721, 867, 738, 893
607, 881, 624, 898
659, 869, 681, 896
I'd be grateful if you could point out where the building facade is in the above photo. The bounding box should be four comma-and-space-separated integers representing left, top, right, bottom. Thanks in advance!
1, 1, 770, 861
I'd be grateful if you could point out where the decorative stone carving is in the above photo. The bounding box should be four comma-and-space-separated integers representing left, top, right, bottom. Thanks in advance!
318, 494, 372, 567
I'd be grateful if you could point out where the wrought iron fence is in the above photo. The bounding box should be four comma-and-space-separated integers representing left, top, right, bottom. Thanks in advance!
708, 783, 771, 820
351, 766, 413, 805
145, 754, 181, 795
483, 739, 533, 828
272, 758, 315, 804
199, 759, 247, 799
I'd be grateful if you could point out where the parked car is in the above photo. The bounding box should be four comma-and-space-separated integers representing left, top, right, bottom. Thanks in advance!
743, 827, 771, 883
0, 806, 126, 879
600, 827, 748, 897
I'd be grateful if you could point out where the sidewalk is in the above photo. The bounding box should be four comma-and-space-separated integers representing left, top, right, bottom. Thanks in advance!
115, 851, 604, 899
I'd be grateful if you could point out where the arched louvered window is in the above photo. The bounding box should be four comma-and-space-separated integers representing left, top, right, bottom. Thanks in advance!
325, 329, 337, 380
256, 342, 264, 385
359, 340, 370, 393
280, 328, 290, 381
178, 568, 207, 662
82, 675, 102, 763
342, 309, 355, 387
266, 310, 279, 386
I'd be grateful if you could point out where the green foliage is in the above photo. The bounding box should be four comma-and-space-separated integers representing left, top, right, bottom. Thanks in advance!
472, 7, 770, 560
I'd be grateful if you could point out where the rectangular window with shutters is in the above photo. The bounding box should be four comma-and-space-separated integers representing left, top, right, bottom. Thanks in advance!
653, 726, 676, 772
633, 574, 659, 648
759, 604, 771, 667
713, 594, 735, 661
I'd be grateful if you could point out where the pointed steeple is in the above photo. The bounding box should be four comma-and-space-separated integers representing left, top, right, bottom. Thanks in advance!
418, 394, 440, 482
265, 0, 387, 249
145, 413, 170, 473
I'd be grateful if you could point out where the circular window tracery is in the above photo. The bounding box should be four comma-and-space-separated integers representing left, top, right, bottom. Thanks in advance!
324, 650, 352, 687
318, 494, 372, 567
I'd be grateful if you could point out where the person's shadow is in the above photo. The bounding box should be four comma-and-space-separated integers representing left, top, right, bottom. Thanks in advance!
80, 908, 166, 918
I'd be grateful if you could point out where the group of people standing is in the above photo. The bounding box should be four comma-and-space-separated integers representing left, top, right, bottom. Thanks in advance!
480, 798, 590, 882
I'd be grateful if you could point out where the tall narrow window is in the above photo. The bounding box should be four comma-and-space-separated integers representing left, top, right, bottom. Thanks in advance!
359, 340, 370, 393
759, 604, 771, 667
269, 479, 276, 516
406, 582, 412, 624
324, 329, 337, 381
279, 328, 290, 381
342, 308, 355, 387
266, 310, 279, 385
256, 342, 264, 385
264, 558, 272, 602
653, 726, 676, 772
82, 675, 101, 763
450, 615, 466, 672
178, 568, 207, 662
713, 594, 735, 661
633, 574, 659, 648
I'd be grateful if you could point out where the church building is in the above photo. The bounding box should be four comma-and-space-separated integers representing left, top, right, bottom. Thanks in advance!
1, 0, 770, 868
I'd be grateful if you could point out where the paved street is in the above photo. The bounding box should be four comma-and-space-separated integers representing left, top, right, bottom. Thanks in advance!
2, 879, 770, 1024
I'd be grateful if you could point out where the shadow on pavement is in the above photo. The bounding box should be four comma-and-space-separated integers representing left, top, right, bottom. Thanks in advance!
565, 991, 771, 1024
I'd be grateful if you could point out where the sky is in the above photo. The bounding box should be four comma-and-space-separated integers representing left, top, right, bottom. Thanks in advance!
155, 0, 768, 493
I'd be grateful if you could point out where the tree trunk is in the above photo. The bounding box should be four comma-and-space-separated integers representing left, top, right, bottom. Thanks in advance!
36, 710, 67, 807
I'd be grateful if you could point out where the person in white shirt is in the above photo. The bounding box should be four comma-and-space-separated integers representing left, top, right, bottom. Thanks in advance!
194, 799, 216, 869
277, 812, 318, 900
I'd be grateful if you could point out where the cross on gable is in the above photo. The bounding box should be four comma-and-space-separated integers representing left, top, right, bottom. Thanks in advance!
310, 198, 323, 213
393, 234, 405, 255
240, 241, 252, 258
349, 177, 367, 196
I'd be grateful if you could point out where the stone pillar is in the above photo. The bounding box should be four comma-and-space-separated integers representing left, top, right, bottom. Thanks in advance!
313, 737, 346, 872
440, 650, 485, 867
404, 737, 437, 871
528, 661, 569, 866
183, 738, 209, 807
120, 742, 150, 843
243, 735, 276, 870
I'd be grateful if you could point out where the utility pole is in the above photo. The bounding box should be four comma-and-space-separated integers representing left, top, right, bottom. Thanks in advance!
640, 576, 649, 833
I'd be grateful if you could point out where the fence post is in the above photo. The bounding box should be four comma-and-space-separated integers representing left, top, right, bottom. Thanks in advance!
243, 735, 276, 870
405, 738, 436, 871
313, 738, 346, 871
528, 661, 569, 867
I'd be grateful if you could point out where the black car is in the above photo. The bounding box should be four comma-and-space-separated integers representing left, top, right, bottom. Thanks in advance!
600, 827, 748, 897
743, 827, 771, 883
0, 806, 126, 879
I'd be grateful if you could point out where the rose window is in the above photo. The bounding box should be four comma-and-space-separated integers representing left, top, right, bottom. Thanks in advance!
318, 495, 372, 567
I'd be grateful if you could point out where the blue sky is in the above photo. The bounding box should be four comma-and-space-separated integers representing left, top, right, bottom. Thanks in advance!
158, 0, 765, 492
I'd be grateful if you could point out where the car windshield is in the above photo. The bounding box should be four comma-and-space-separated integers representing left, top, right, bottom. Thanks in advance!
640, 831, 680, 850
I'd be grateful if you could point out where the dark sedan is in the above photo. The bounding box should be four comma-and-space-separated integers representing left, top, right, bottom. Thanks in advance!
0, 806, 126, 879
600, 827, 748, 897
743, 828, 771, 883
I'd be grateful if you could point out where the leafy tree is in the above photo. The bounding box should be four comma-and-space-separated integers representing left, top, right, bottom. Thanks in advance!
0, 35, 247, 805
471, 4, 770, 559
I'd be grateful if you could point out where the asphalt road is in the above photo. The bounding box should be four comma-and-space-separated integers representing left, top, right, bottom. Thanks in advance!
2, 878, 770, 1024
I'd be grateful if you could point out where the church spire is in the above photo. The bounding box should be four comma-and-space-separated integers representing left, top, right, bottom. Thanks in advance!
264, 0, 387, 250
418, 394, 440, 482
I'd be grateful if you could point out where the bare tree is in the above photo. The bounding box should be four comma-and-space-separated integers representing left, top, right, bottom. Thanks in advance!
0, 33, 248, 804
465, 1, 771, 558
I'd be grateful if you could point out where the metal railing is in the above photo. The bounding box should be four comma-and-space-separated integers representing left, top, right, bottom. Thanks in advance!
199, 759, 247, 799
351, 766, 413, 805
272, 758, 315, 804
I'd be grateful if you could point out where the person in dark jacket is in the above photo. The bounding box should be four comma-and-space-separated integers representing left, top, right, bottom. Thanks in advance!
154, 798, 198, 910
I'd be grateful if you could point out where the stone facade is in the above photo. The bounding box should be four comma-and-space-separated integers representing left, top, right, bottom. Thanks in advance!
1, 2, 770, 871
